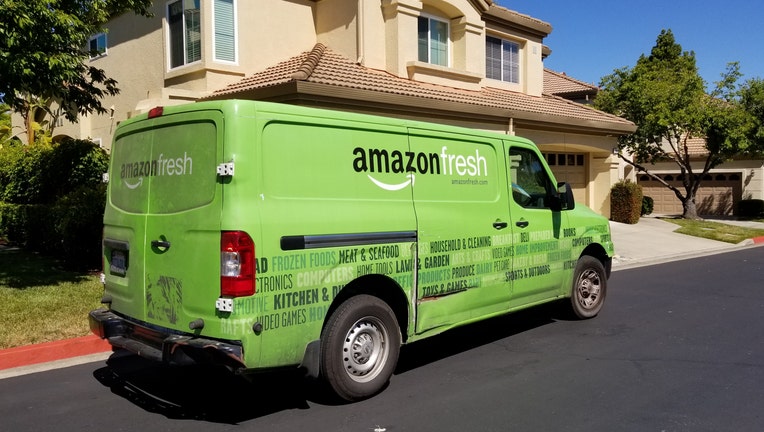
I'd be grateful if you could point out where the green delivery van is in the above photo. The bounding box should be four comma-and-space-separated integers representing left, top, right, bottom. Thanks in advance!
90, 100, 614, 401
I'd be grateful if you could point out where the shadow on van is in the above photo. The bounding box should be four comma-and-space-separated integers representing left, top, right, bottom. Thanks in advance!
91, 303, 560, 421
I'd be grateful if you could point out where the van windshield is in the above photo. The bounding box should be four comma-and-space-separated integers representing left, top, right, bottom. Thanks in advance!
109, 120, 218, 214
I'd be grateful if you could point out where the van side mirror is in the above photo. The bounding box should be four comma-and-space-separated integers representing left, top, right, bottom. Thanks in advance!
549, 182, 575, 211
557, 182, 575, 211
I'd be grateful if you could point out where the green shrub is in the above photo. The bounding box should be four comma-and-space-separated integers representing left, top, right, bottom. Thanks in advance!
641, 196, 654, 216
55, 184, 106, 270
0, 139, 108, 269
42, 139, 110, 203
610, 180, 643, 224
0, 144, 49, 204
0, 139, 108, 205
738, 199, 764, 219
0, 202, 25, 242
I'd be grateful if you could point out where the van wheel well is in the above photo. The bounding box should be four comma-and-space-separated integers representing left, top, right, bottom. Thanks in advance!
580, 243, 612, 277
324, 275, 409, 343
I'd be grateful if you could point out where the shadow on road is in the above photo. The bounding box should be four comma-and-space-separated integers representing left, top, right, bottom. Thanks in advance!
396, 302, 558, 374
92, 302, 560, 423
92, 353, 316, 424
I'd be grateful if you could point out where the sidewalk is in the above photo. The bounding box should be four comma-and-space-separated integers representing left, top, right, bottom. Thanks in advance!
610, 216, 764, 270
2, 216, 763, 377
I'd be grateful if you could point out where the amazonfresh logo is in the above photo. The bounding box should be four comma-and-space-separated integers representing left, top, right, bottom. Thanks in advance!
120, 152, 193, 189
352, 146, 487, 191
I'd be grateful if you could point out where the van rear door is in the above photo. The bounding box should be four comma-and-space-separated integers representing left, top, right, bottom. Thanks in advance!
103, 109, 223, 333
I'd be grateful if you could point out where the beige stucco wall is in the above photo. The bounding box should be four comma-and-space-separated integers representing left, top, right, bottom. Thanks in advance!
316, 0, 358, 61
43, 0, 320, 150
379, 0, 487, 90
482, 20, 544, 96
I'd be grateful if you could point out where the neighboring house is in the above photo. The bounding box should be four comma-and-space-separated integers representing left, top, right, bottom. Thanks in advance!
28, 0, 638, 217
633, 138, 764, 216
542, 71, 764, 216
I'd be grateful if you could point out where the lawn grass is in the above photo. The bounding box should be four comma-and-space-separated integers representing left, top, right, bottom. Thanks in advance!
0, 247, 103, 349
662, 218, 764, 244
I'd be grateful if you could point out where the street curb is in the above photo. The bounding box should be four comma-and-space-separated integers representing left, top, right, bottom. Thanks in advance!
753, 236, 764, 244
0, 335, 110, 371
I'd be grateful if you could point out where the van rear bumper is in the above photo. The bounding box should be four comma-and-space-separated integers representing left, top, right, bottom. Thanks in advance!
88, 309, 245, 369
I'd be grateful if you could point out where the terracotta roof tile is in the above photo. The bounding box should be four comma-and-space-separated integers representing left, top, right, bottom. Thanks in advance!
543, 69, 598, 96
209, 44, 634, 131
685, 137, 707, 155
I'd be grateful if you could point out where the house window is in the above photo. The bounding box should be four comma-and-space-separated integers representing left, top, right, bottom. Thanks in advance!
89, 33, 107, 58
213, 0, 236, 63
168, 0, 201, 69
418, 16, 449, 66
486, 36, 519, 83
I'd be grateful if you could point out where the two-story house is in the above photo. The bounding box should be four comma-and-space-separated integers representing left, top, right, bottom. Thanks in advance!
49, 0, 638, 216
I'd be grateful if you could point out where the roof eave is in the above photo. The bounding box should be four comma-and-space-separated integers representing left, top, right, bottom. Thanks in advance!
483, 6, 552, 38
209, 81, 635, 136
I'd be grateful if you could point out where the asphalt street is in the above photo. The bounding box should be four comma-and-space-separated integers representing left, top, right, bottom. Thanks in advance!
1, 247, 762, 431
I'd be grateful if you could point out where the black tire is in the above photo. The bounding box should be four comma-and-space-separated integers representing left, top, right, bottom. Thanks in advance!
567, 255, 607, 319
320, 294, 401, 401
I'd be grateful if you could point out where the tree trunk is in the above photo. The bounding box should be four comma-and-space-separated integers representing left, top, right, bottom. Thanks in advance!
682, 194, 701, 220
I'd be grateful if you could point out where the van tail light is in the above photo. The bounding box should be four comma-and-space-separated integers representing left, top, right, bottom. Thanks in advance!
221, 231, 255, 297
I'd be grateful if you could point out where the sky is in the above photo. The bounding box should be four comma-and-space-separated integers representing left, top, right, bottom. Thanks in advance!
496, 0, 764, 89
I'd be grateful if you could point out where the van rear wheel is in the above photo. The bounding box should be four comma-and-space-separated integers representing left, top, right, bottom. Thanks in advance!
320, 294, 401, 401
567, 256, 607, 319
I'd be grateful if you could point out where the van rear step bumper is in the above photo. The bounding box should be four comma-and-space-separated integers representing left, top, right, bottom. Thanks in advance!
89, 309, 245, 369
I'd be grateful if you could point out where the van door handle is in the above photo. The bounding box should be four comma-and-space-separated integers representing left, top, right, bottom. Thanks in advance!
493, 221, 508, 230
151, 239, 171, 251
515, 220, 529, 228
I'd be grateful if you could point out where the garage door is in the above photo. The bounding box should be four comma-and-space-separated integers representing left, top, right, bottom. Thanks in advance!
544, 153, 586, 204
638, 173, 742, 216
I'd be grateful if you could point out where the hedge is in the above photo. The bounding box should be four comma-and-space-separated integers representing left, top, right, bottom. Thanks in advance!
611, 180, 643, 224
0, 139, 108, 270
0, 185, 105, 270
738, 199, 764, 219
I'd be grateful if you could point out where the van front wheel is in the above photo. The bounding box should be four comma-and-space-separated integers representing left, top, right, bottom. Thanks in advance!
567, 256, 607, 319
320, 295, 401, 401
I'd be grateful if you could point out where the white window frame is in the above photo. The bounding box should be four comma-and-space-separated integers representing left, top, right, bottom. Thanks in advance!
212, 0, 238, 64
89, 33, 107, 59
486, 35, 520, 84
166, 0, 202, 70
417, 14, 450, 67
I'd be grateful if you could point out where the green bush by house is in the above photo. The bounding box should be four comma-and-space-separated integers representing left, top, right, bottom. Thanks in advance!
610, 180, 643, 224
0, 139, 108, 270
738, 199, 764, 219
641, 195, 654, 216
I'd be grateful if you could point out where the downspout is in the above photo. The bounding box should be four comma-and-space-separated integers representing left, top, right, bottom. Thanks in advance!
356, 0, 364, 65
507, 117, 515, 136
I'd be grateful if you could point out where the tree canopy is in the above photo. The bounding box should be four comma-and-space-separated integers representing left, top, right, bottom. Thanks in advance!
0, 0, 153, 141
740, 77, 764, 151
595, 29, 762, 219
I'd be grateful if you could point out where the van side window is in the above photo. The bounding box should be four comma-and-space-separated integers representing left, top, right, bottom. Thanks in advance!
509, 147, 553, 209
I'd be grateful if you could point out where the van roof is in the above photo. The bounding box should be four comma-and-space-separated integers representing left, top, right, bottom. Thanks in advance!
122, 100, 536, 145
